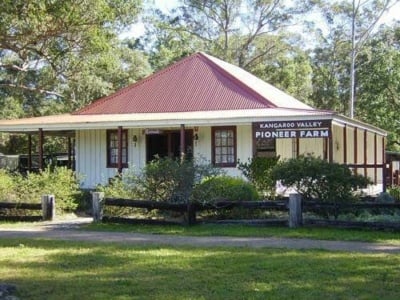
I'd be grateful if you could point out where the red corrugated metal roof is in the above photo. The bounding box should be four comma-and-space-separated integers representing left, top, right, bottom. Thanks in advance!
74, 52, 308, 115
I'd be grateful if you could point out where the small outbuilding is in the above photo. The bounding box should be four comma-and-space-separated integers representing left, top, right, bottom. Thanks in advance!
0, 52, 387, 193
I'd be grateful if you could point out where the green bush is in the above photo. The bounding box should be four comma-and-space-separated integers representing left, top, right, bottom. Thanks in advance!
0, 167, 82, 214
271, 155, 372, 218
97, 171, 147, 217
97, 157, 222, 219
0, 169, 16, 201
191, 176, 259, 219
191, 176, 259, 204
97, 156, 222, 202
388, 186, 400, 201
237, 156, 279, 198
97, 169, 140, 200
18, 167, 82, 213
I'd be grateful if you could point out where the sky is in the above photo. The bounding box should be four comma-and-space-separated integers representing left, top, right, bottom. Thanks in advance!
121, 0, 400, 39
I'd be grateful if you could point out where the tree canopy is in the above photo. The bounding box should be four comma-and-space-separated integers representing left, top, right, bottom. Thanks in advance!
0, 0, 150, 116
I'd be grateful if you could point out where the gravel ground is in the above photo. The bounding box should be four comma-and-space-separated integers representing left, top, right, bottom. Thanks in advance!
1, 217, 399, 253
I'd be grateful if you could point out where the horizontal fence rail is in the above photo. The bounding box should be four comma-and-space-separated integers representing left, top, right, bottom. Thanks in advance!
0, 195, 55, 222
0, 202, 42, 210
303, 202, 400, 210
93, 192, 400, 230
104, 198, 289, 211
0, 201, 42, 222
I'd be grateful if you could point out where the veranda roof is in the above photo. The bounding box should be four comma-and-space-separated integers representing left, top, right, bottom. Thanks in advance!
0, 108, 386, 136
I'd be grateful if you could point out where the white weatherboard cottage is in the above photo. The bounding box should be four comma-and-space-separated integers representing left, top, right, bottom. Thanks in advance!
0, 52, 387, 192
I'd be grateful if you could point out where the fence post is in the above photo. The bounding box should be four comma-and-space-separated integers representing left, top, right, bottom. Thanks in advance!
41, 194, 55, 221
186, 203, 196, 226
288, 193, 302, 228
92, 192, 104, 222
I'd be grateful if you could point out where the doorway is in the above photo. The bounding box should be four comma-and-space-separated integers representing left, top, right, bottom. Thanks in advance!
146, 130, 193, 162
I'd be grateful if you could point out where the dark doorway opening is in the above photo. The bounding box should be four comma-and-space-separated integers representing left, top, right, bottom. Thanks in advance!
146, 130, 193, 162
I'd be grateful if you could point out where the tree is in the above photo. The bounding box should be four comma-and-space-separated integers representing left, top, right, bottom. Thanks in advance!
0, 0, 147, 115
356, 24, 400, 149
310, 0, 396, 117
348, 0, 396, 119
310, 29, 351, 114
141, 0, 316, 102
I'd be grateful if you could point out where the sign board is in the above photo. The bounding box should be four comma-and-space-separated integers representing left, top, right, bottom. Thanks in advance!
253, 120, 331, 139
144, 129, 164, 135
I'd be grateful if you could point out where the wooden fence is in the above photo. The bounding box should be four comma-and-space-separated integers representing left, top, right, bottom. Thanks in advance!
0, 195, 55, 222
92, 192, 400, 230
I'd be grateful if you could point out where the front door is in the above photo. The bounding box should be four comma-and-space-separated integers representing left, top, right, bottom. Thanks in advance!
146, 130, 193, 162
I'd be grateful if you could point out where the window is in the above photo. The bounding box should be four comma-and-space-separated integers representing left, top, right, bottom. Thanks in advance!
212, 126, 236, 167
107, 129, 128, 168
255, 138, 276, 158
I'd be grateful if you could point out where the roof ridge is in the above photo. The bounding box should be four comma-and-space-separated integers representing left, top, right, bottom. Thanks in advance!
73, 53, 202, 115
199, 52, 314, 110
197, 52, 277, 108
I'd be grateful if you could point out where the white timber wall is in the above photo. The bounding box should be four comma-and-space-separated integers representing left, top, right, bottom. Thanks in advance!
276, 139, 293, 159
299, 138, 324, 158
75, 124, 386, 192
193, 125, 252, 178
331, 124, 385, 193
76, 129, 143, 189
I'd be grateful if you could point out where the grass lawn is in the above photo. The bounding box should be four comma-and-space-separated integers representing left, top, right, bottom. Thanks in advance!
82, 222, 400, 245
1, 238, 399, 300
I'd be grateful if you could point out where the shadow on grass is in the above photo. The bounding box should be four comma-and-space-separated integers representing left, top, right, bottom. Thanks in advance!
0, 239, 399, 299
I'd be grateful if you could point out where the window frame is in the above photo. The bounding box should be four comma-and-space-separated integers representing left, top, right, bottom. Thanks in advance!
106, 129, 129, 168
211, 126, 237, 167
254, 138, 277, 158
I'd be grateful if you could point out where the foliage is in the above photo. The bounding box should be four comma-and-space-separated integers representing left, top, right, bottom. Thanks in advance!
0, 0, 152, 162
0, 169, 15, 201
98, 157, 222, 204
191, 175, 259, 204
141, 0, 314, 102
338, 210, 400, 223
237, 156, 280, 198
356, 24, 400, 150
191, 175, 259, 219
0, 167, 81, 213
388, 186, 400, 202
271, 155, 371, 218
0, 0, 152, 154
309, 0, 396, 117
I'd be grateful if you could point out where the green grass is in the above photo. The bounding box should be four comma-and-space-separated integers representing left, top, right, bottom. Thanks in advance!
82, 222, 400, 245
1, 238, 399, 300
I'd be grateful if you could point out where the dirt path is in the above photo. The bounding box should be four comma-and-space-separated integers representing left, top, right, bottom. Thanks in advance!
1, 218, 399, 254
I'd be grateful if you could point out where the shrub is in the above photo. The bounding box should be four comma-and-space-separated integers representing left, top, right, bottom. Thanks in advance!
388, 186, 400, 201
97, 170, 147, 217
237, 156, 279, 198
14, 167, 82, 213
97, 156, 222, 203
97, 157, 222, 219
0, 167, 82, 214
191, 176, 259, 219
136, 157, 222, 203
0, 169, 15, 201
271, 155, 372, 218
97, 169, 140, 199
191, 176, 259, 204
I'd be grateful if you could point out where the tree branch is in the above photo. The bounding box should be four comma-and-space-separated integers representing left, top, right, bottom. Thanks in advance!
0, 83, 63, 98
